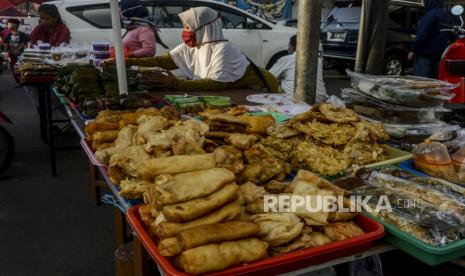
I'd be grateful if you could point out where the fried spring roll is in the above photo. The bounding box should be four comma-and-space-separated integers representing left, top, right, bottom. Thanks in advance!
137, 154, 216, 182
162, 183, 239, 222
157, 200, 241, 239
158, 221, 260, 257
177, 238, 268, 275
154, 168, 235, 206
85, 121, 119, 136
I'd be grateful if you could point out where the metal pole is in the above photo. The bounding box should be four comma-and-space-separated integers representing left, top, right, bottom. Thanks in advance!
109, 0, 128, 95
355, 0, 369, 73
365, 0, 389, 74
294, 0, 321, 104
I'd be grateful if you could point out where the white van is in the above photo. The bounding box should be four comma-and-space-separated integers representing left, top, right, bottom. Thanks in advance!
48, 0, 296, 68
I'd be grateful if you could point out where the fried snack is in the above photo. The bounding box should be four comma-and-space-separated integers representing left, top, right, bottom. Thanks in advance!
318, 103, 359, 123
138, 154, 216, 182
286, 170, 349, 196
162, 183, 239, 222
138, 204, 156, 226
239, 114, 275, 135
291, 142, 349, 176
95, 125, 138, 164
224, 133, 258, 150
160, 105, 181, 121
85, 121, 119, 137
133, 115, 169, 145
327, 212, 359, 222
265, 180, 289, 194
118, 179, 152, 199
321, 221, 365, 241
177, 238, 268, 275
172, 137, 207, 155
178, 221, 260, 250
158, 221, 261, 257
294, 121, 355, 146
158, 200, 241, 238
238, 182, 267, 205
119, 107, 162, 128
246, 196, 266, 214
269, 231, 333, 256
91, 130, 120, 144
266, 123, 301, 139
92, 141, 114, 151
159, 237, 182, 257
108, 145, 151, 184
154, 168, 236, 206
252, 213, 304, 247
226, 105, 248, 116
238, 144, 286, 184
213, 146, 245, 174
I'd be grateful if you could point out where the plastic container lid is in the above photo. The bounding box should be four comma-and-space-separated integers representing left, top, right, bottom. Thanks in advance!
342, 89, 450, 124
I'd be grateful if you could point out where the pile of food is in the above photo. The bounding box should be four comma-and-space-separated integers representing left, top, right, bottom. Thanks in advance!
334, 167, 465, 246
345, 71, 460, 151
18, 63, 58, 77
136, 166, 365, 274
165, 95, 232, 116
260, 103, 389, 176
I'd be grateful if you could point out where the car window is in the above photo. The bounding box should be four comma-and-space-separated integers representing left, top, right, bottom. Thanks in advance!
67, 4, 112, 29
326, 7, 361, 23
147, 6, 187, 28
389, 6, 408, 28
221, 10, 246, 29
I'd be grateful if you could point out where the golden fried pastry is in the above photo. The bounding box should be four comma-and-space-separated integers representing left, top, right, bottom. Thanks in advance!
252, 213, 304, 247
160, 105, 181, 121
91, 130, 120, 144
321, 221, 365, 241
239, 114, 275, 135
85, 121, 119, 137
154, 168, 235, 206
119, 107, 162, 128
175, 221, 260, 252
118, 179, 152, 199
265, 180, 289, 194
162, 183, 239, 222
213, 146, 245, 174
108, 145, 151, 184
138, 154, 216, 182
133, 115, 169, 145
159, 237, 182, 257
177, 238, 268, 275
318, 103, 359, 123
95, 125, 138, 164
158, 200, 241, 238
138, 204, 156, 226
238, 182, 267, 205
266, 123, 301, 139
293, 120, 355, 146
224, 133, 258, 150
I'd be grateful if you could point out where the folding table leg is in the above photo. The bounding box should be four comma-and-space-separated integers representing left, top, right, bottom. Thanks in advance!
134, 238, 154, 276
89, 162, 103, 206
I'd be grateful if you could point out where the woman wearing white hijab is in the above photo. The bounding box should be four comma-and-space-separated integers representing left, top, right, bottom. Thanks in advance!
118, 7, 279, 92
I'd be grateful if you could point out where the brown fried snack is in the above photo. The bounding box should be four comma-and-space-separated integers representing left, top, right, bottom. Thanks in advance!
318, 103, 360, 123
264, 180, 289, 194
160, 105, 181, 120
266, 123, 301, 139
224, 133, 258, 150
213, 145, 245, 174
293, 120, 355, 146
320, 221, 365, 241
238, 145, 287, 184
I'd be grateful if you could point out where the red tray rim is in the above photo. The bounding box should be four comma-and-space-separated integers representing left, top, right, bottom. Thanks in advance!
80, 138, 108, 169
127, 205, 385, 276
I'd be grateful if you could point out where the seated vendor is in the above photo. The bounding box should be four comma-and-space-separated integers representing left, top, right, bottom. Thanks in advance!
105, 7, 278, 92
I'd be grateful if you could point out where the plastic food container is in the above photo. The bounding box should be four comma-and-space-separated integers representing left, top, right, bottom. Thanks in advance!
127, 205, 384, 276
80, 138, 107, 169
93, 51, 110, 60
347, 70, 457, 107
365, 212, 465, 265
92, 41, 110, 51
342, 89, 450, 124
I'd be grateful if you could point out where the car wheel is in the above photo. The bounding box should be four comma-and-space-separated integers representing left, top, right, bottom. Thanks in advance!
266, 51, 289, 70
384, 55, 404, 75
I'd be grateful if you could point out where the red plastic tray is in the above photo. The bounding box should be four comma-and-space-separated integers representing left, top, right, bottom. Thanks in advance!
80, 138, 108, 169
127, 205, 385, 276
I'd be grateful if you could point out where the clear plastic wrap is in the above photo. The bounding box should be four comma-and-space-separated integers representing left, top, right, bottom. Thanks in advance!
347, 70, 457, 107
336, 169, 465, 245
452, 145, 465, 183
413, 140, 456, 180
342, 89, 449, 124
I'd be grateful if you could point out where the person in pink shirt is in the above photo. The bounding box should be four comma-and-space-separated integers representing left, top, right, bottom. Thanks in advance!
120, 0, 158, 58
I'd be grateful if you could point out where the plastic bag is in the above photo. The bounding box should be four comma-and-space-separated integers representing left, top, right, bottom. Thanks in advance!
452, 144, 465, 183
412, 140, 456, 180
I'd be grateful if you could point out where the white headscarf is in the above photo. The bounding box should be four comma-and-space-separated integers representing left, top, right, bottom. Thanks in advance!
170, 7, 249, 82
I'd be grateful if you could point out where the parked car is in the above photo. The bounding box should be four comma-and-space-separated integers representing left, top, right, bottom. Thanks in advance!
320, 0, 424, 75
48, 0, 296, 68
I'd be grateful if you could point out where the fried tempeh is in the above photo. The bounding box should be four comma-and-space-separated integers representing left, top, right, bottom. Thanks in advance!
162, 183, 239, 222
157, 200, 241, 238
176, 238, 268, 274
154, 168, 235, 206
137, 154, 216, 182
